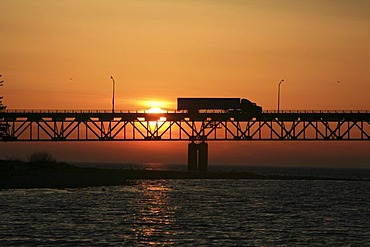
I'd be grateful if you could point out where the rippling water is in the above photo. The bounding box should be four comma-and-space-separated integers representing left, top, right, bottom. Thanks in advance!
1, 178, 369, 246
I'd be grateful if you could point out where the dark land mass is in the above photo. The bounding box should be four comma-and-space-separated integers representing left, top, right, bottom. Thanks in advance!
1, 160, 368, 189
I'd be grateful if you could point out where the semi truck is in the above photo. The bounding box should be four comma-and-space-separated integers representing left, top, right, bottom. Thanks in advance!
177, 98, 262, 114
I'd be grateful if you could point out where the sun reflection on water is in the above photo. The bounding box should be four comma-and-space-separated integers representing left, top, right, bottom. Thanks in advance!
133, 180, 176, 245
142, 163, 167, 171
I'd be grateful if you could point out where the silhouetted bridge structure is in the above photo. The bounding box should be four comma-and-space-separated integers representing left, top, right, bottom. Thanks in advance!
1, 110, 369, 171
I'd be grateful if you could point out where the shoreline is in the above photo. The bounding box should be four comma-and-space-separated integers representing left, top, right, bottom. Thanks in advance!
1, 160, 368, 189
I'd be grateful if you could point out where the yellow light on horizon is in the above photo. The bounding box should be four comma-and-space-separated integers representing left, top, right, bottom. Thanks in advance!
147, 107, 167, 122
144, 100, 167, 107
147, 107, 166, 113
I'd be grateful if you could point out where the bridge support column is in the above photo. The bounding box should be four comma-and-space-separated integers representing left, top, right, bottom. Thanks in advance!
188, 142, 198, 171
187, 142, 208, 171
198, 142, 208, 171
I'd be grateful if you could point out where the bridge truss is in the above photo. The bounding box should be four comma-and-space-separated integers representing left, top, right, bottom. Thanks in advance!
1, 111, 369, 142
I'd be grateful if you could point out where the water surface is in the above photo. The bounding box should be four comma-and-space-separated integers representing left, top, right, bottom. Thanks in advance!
1, 178, 369, 246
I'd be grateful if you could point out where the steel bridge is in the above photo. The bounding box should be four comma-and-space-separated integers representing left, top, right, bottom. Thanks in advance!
1, 110, 369, 170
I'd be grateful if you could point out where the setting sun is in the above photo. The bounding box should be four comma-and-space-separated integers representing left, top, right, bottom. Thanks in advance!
147, 107, 166, 114
147, 107, 167, 123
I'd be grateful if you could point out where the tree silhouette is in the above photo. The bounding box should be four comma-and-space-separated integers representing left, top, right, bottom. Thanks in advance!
28, 150, 56, 164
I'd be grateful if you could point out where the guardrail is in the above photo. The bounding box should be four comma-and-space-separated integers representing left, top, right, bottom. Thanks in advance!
0, 109, 176, 114
0, 109, 369, 114
263, 110, 369, 114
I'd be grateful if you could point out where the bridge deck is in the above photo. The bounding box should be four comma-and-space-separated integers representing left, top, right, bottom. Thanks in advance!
1, 111, 369, 141
1, 110, 369, 120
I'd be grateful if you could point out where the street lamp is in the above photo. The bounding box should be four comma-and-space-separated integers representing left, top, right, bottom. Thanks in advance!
110, 76, 115, 113
277, 79, 284, 113
0, 74, 5, 111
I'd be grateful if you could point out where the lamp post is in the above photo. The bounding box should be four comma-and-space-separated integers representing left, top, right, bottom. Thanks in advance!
110, 76, 115, 113
277, 79, 284, 113
0, 74, 5, 111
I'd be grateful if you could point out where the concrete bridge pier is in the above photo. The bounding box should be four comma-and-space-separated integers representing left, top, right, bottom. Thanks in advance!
188, 142, 198, 171
187, 142, 208, 171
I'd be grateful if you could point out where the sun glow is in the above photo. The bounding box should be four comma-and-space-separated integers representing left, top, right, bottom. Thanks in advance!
147, 107, 166, 114
147, 107, 167, 122
140, 99, 175, 113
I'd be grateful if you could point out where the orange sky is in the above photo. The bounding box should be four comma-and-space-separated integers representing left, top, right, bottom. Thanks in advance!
1, 0, 369, 167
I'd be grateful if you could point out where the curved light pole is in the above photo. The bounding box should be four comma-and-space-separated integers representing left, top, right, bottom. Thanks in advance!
277, 79, 284, 113
110, 76, 115, 113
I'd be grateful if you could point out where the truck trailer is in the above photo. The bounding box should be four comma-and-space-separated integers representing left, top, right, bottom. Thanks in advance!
177, 98, 262, 114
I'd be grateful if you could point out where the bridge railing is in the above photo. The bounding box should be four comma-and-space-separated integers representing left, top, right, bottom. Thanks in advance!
0, 109, 178, 114
0, 109, 369, 114
263, 110, 369, 114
